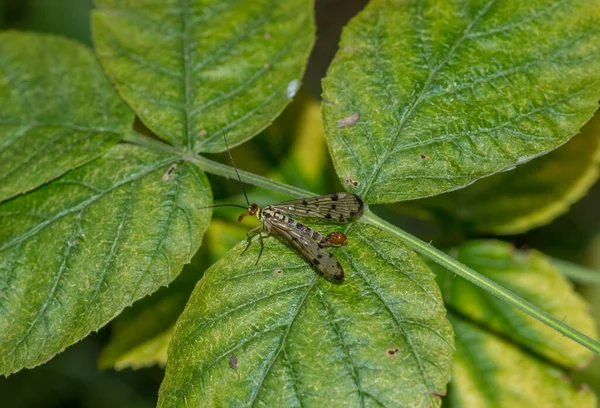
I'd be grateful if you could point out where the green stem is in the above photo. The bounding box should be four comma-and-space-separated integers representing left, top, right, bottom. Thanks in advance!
189, 154, 314, 199
140, 145, 600, 356
551, 258, 600, 285
122, 131, 182, 155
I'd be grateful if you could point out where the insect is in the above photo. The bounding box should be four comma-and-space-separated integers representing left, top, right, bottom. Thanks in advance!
214, 136, 364, 282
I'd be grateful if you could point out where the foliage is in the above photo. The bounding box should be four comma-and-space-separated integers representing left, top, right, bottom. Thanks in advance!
1, 0, 600, 407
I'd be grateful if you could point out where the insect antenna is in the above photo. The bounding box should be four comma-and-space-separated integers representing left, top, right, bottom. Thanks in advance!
223, 134, 250, 206
198, 203, 248, 210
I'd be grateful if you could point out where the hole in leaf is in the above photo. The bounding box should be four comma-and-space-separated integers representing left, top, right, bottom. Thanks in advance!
386, 347, 400, 357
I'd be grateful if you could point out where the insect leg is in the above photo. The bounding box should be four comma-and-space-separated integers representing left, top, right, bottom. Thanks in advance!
255, 231, 265, 265
241, 225, 263, 256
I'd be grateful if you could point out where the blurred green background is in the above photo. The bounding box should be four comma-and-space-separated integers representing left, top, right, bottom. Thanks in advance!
1, 0, 600, 406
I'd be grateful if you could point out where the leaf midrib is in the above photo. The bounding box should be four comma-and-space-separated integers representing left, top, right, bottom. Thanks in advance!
179, 0, 193, 151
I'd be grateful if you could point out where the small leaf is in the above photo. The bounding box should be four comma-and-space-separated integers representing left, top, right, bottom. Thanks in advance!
0, 31, 133, 202
448, 314, 595, 408
93, 0, 315, 152
107, 328, 172, 371
322, 0, 600, 203
159, 224, 454, 407
401, 113, 600, 234
0, 144, 211, 375
431, 240, 597, 368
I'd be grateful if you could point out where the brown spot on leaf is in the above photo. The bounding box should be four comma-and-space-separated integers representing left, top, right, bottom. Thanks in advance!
229, 355, 238, 369
273, 269, 284, 276
344, 176, 360, 188
264, 32, 271, 39
386, 347, 400, 357
337, 112, 359, 128
419, 153, 428, 160
198, 129, 207, 138
263, 63, 270, 69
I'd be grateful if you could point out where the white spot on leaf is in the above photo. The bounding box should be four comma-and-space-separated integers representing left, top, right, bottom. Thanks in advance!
286, 79, 299, 99
337, 112, 360, 128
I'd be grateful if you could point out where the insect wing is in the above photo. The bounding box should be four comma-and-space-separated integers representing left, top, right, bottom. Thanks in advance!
267, 216, 344, 282
271, 192, 363, 222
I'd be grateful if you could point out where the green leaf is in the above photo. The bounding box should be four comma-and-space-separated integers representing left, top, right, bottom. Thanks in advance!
0, 31, 133, 202
400, 112, 600, 234
448, 314, 595, 408
431, 240, 596, 368
0, 144, 211, 375
93, 0, 315, 152
108, 328, 172, 371
159, 223, 454, 407
322, 0, 600, 204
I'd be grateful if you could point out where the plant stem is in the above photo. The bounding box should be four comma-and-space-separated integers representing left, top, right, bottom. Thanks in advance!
551, 258, 600, 285
190, 155, 314, 199
190, 153, 600, 356
122, 132, 182, 155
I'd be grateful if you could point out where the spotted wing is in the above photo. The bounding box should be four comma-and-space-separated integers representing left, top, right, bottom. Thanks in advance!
266, 216, 344, 282
271, 192, 364, 223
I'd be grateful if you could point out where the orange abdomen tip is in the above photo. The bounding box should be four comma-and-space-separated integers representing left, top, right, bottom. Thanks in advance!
326, 231, 347, 246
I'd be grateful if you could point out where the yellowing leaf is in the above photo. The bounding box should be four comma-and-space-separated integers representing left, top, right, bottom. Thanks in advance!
322, 0, 600, 203
159, 224, 454, 407
93, 0, 315, 152
448, 314, 595, 408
